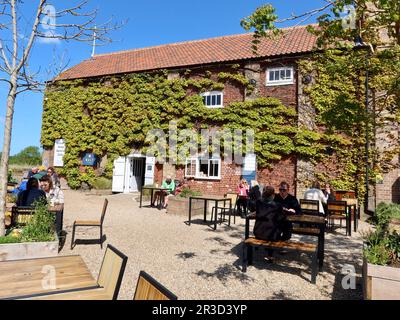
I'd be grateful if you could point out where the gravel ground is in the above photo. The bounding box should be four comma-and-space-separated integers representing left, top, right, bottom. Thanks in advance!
59, 190, 369, 300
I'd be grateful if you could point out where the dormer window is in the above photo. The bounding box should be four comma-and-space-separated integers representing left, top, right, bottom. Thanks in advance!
201, 91, 224, 108
266, 67, 294, 86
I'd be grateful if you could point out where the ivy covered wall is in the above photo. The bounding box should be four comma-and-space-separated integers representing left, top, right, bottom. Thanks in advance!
41, 63, 348, 190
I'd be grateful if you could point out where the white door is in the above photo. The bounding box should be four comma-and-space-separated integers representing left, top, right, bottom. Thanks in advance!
112, 157, 126, 193
130, 158, 145, 192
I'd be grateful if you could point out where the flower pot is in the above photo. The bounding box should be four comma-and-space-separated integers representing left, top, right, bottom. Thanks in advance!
363, 257, 400, 300
0, 233, 59, 262
167, 197, 205, 217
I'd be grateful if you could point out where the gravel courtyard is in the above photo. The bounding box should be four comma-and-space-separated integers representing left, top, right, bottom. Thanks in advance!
59, 190, 369, 300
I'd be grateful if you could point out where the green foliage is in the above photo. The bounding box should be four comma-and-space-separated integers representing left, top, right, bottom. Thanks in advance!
0, 235, 22, 244
92, 177, 112, 190
240, 4, 280, 54
7, 170, 18, 184
364, 240, 391, 266
42, 71, 320, 187
364, 202, 400, 266
9, 146, 42, 166
373, 202, 400, 227
21, 200, 56, 243
178, 187, 202, 198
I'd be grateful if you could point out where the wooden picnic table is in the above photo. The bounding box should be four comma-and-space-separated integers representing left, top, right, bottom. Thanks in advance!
188, 196, 232, 230
245, 213, 326, 269
0, 255, 98, 300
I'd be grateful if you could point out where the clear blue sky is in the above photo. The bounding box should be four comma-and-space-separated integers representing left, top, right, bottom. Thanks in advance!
0, 0, 327, 155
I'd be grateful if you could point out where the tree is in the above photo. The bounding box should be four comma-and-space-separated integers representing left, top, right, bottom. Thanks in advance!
242, 1, 400, 207
0, 0, 121, 236
9, 146, 42, 165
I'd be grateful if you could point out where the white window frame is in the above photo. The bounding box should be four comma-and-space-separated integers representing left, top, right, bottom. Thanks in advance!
185, 157, 221, 180
266, 66, 294, 86
185, 158, 197, 178
200, 91, 224, 108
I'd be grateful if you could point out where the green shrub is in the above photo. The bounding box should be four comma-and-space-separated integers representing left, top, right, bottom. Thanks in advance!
178, 188, 202, 198
374, 202, 400, 227
364, 226, 400, 266
364, 242, 391, 266
0, 235, 22, 244
21, 200, 56, 243
92, 177, 112, 190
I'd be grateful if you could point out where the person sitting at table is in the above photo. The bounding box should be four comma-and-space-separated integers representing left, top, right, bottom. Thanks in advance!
27, 167, 39, 179
253, 186, 292, 262
303, 181, 328, 215
47, 167, 61, 188
16, 177, 46, 206
248, 180, 261, 213
323, 182, 336, 201
274, 181, 301, 215
40, 175, 64, 205
152, 176, 175, 209
236, 179, 249, 216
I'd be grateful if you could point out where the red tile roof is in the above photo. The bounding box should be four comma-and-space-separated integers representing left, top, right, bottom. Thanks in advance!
56, 25, 317, 81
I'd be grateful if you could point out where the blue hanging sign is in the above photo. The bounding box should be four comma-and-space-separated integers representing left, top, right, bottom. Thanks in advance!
82, 153, 97, 166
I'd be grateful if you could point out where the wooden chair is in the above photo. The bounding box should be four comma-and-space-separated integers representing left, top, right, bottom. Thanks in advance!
326, 200, 350, 236
211, 192, 238, 225
26, 245, 128, 300
300, 199, 320, 216
11, 206, 35, 227
133, 271, 177, 300
71, 198, 108, 250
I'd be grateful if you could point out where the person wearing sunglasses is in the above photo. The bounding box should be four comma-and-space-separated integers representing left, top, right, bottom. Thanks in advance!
274, 181, 301, 215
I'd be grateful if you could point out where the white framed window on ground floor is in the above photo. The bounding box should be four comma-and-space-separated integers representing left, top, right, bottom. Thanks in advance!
185, 158, 221, 180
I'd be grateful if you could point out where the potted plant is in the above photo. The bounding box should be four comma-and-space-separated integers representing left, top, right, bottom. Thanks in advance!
363, 202, 400, 300
0, 200, 59, 261
167, 188, 203, 216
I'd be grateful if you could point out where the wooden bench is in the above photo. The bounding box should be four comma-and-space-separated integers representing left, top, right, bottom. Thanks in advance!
243, 213, 325, 284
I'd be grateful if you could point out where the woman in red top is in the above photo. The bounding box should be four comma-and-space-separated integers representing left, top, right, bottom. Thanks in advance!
236, 179, 249, 216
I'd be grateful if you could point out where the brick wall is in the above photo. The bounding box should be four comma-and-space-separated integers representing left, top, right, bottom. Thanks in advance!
376, 168, 400, 205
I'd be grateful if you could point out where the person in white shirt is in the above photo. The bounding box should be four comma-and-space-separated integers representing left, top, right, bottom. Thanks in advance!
303, 181, 328, 215
40, 175, 65, 205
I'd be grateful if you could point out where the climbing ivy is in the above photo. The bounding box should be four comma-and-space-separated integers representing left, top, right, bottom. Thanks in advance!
42, 70, 322, 189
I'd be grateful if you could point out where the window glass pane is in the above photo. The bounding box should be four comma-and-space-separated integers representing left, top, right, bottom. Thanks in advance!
209, 160, 219, 177
199, 160, 209, 178
286, 69, 292, 79
216, 94, 221, 106
211, 95, 217, 106
186, 159, 196, 176
206, 96, 211, 106
280, 70, 286, 80
269, 71, 274, 81
275, 70, 280, 80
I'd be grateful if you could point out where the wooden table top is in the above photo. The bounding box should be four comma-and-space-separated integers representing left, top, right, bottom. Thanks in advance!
48, 204, 64, 212
0, 255, 97, 299
189, 196, 230, 201
246, 213, 325, 225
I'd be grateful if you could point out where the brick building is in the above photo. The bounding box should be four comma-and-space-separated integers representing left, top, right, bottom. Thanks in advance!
42, 25, 398, 206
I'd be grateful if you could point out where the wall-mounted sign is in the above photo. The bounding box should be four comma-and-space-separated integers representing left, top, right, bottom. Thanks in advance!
82, 153, 97, 166
54, 139, 66, 167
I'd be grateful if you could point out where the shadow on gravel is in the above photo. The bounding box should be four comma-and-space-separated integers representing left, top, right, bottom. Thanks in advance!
72, 234, 107, 249
176, 252, 197, 260
196, 263, 253, 285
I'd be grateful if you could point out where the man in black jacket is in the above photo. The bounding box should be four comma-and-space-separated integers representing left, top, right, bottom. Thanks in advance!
253, 186, 292, 242
274, 181, 301, 215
